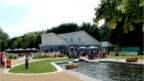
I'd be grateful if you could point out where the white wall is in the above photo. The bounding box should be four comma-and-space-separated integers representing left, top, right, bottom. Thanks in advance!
110, 52, 138, 56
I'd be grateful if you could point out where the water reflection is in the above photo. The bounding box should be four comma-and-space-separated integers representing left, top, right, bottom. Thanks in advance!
58, 61, 144, 81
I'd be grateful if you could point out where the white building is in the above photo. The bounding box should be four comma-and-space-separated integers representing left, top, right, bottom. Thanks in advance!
101, 41, 114, 53
39, 31, 101, 52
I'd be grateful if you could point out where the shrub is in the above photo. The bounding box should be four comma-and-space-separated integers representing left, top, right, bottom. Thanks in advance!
45, 54, 55, 58
6, 54, 17, 59
33, 53, 64, 59
18, 53, 26, 56
58, 54, 64, 57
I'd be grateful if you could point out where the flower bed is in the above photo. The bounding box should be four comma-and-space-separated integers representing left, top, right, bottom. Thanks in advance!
6, 54, 17, 59
33, 53, 64, 59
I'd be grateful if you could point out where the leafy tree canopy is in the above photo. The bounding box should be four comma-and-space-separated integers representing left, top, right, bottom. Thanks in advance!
93, 0, 143, 33
0, 27, 9, 51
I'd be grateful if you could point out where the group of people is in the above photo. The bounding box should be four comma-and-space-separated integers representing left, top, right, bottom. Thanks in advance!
82, 49, 107, 59
0, 52, 6, 68
0, 52, 29, 69
82, 49, 119, 60
87, 50, 96, 59
97, 49, 107, 59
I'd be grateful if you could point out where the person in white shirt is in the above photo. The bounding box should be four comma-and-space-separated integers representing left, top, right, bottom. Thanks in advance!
2, 53, 6, 68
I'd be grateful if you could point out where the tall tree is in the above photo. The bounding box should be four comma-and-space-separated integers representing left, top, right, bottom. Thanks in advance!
99, 25, 111, 41
46, 23, 78, 34
0, 27, 9, 51
93, 0, 143, 52
8, 31, 43, 49
79, 22, 101, 41
93, 0, 143, 33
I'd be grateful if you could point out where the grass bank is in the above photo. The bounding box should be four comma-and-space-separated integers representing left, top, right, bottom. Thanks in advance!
9, 58, 73, 73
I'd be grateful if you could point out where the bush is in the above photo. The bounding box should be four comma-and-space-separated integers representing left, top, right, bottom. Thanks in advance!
18, 53, 26, 57
33, 54, 42, 59
45, 54, 55, 58
6, 54, 17, 59
33, 53, 64, 59
58, 54, 64, 57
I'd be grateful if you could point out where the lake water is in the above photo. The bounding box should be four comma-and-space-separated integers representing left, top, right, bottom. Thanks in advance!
58, 61, 144, 81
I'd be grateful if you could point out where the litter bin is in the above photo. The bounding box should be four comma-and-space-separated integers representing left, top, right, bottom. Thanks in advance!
6, 60, 11, 68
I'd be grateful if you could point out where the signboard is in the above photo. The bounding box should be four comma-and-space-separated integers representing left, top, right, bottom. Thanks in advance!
6, 60, 11, 68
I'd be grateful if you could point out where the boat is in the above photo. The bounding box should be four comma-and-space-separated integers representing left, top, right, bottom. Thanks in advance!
126, 58, 138, 62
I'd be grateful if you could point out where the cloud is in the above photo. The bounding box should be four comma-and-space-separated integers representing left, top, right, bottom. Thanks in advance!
1, 0, 29, 5
2, 0, 102, 38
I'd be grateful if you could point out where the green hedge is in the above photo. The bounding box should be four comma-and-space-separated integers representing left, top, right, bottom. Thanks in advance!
6, 54, 17, 59
33, 54, 64, 59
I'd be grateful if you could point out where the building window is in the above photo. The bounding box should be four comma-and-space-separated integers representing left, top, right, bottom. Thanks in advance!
79, 37, 81, 42
71, 37, 73, 42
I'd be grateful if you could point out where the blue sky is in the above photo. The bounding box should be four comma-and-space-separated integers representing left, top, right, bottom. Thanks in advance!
0, 0, 104, 38
0, 2, 29, 27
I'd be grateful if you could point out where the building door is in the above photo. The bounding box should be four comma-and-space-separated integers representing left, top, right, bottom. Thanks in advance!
70, 47, 75, 52
70, 46, 77, 55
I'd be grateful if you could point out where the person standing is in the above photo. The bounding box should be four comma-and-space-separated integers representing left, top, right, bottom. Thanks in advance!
0, 52, 3, 67
2, 53, 6, 68
88, 50, 92, 59
25, 55, 29, 69
115, 50, 119, 61
98, 51, 101, 59
102, 49, 107, 58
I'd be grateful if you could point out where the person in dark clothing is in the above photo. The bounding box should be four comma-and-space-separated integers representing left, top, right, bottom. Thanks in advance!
115, 50, 119, 61
0, 52, 3, 67
25, 55, 29, 69
102, 49, 107, 58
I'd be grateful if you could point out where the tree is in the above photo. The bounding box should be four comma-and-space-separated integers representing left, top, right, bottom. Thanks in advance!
46, 23, 78, 34
79, 22, 101, 41
8, 31, 43, 49
93, 0, 143, 33
109, 22, 143, 49
0, 27, 9, 51
11, 37, 23, 49
99, 25, 111, 41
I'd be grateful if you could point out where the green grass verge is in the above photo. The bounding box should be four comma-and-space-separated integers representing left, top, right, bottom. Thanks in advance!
107, 55, 144, 60
9, 58, 73, 73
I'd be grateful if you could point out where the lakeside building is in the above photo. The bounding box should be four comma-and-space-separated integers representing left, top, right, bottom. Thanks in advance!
39, 31, 101, 53
101, 41, 114, 53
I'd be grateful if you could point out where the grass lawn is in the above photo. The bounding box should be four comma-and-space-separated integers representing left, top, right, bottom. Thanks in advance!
107, 55, 144, 60
9, 58, 73, 73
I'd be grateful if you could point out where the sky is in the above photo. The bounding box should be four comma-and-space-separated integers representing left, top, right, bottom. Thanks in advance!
0, 0, 104, 38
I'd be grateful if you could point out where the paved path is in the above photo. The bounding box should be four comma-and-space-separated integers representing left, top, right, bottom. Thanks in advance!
100, 58, 144, 65
80, 57, 144, 65
1, 57, 143, 81
0, 58, 83, 81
